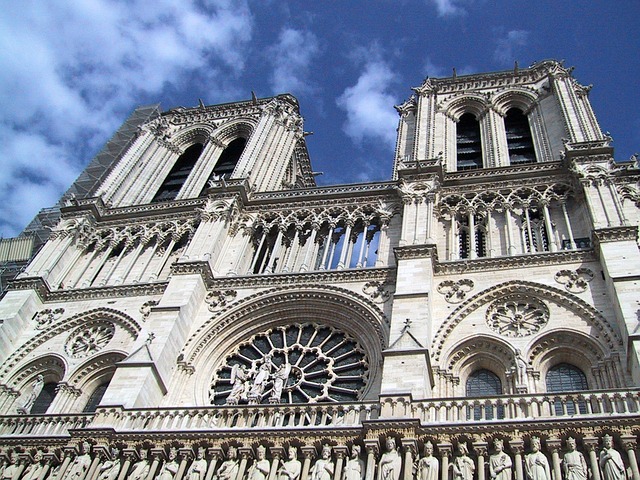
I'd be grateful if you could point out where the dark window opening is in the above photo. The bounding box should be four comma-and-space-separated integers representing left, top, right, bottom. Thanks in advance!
456, 113, 483, 170
546, 363, 588, 415
505, 108, 536, 164
152, 143, 204, 202
466, 369, 504, 420
83, 382, 110, 413
31, 382, 58, 414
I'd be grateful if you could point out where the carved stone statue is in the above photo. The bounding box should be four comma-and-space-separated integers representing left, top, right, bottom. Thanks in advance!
22, 450, 45, 480
66, 442, 92, 480
156, 448, 179, 480
513, 350, 528, 388
16, 375, 44, 414
310, 445, 334, 480
599, 435, 625, 480
129, 450, 150, 480
377, 439, 401, 480
248, 355, 273, 404
524, 438, 550, 480
342, 445, 364, 480
226, 365, 249, 405
452, 442, 475, 480
2, 453, 20, 480
213, 447, 239, 480
277, 447, 301, 480
246, 446, 270, 480
489, 439, 512, 480
186, 448, 208, 480
97, 447, 121, 480
562, 438, 587, 480
270, 363, 291, 403
416, 442, 438, 480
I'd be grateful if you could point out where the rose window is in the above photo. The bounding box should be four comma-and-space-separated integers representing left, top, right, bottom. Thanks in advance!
209, 323, 369, 404
486, 297, 549, 337
65, 322, 115, 358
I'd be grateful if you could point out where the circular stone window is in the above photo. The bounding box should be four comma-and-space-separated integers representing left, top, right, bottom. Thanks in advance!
65, 322, 115, 358
209, 323, 369, 404
486, 297, 549, 337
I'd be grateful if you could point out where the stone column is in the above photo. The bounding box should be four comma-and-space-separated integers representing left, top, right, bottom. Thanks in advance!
38, 455, 56, 480
237, 449, 252, 480
116, 450, 136, 480
473, 443, 488, 480
540, 201, 557, 251
337, 221, 354, 269
509, 440, 524, 480
204, 448, 221, 480
363, 441, 378, 480
57, 450, 74, 480
268, 447, 284, 480
504, 207, 516, 255
402, 439, 418, 480
86, 446, 107, 480
334, 446, 348, 480
582, 438, 601, 480
301, 447, 316, 480
622, 436, 640, 480
300, 224, 319, 272
146, 449, 164, 480
546, 440, 562, 480
176, 448, 193, 480
561, 201, 576, 250
437, 444, 452, 480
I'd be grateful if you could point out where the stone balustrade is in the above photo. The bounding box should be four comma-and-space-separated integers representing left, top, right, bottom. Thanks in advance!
0, 413, 92, 437
0, 389, 638, 439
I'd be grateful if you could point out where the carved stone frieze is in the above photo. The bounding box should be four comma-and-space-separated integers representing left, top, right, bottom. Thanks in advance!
593, 226, 638, 244
554, 268, 594, 293
437, 280, 474, 304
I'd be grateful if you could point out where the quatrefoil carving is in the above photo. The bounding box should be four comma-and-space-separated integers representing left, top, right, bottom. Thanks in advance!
362, 281, 392, 304
554, 268, 594, 293
437, 279, 474, 303
33, 308, 65, 329
206, 290, 238, 312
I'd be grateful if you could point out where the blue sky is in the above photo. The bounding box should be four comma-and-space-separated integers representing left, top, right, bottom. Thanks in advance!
0, 0, 638, 237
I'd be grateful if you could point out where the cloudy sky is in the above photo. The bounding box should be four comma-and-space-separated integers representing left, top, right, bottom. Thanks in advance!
1, 0, 638, 237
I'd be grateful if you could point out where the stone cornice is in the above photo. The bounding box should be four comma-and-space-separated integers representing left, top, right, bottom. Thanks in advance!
443, 161, 567, 186
593, 226, 638, 244
171, 261, 396, 290
7, 276, 167, 302
249, 182, 397, 204
394, 245, 597, 274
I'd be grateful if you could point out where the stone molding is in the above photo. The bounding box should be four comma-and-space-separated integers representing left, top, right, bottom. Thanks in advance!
593, 226, 638, 243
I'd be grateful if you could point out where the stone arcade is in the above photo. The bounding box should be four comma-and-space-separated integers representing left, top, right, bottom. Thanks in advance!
0, 61, 639, 480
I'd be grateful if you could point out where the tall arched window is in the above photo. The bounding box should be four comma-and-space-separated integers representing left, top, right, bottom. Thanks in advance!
83, 381, 110, 413
546, 363, 588, 415
31, 382, 58, 414
466, 369, 504, 419
505, 108, 535, 164
456, 113, 483, 170
152, 143, 204, 202
203, 137, 246, 187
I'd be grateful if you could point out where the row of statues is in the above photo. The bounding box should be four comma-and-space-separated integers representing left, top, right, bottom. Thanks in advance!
0, 435, 627, 480
224, 357, 291, 405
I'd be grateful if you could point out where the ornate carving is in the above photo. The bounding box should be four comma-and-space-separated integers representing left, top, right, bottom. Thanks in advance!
205, 290, 237, 312
32, 308, 65, 329
554, 268, 594, 293
140, 300, 158, 320
437, 279, 474, 303
362, 281, 392, 304
486, 297, 549, 337
65, 322, 116, 359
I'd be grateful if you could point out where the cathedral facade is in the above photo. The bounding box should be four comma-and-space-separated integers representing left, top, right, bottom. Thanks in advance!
1, 61, 639, 480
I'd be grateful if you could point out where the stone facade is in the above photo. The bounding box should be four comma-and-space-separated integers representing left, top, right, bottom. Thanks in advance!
0, 61, 639, 480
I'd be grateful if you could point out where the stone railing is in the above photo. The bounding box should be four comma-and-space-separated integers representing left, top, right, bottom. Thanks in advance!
90, 402, 380, 432
381, 388, 640, 422
1, 389, 638, 438
0, 413, 93, 438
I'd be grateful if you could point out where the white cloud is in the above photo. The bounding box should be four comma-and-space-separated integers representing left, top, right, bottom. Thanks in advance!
268, 28, 320, 95
0, 0, 253, 237
494, 30, 530, 65
430, 0, 466, 16
336, 60, 399, 150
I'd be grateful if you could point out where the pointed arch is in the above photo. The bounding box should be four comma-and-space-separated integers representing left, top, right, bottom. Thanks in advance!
0, 308, 141, 379
431, 280, 623, 364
